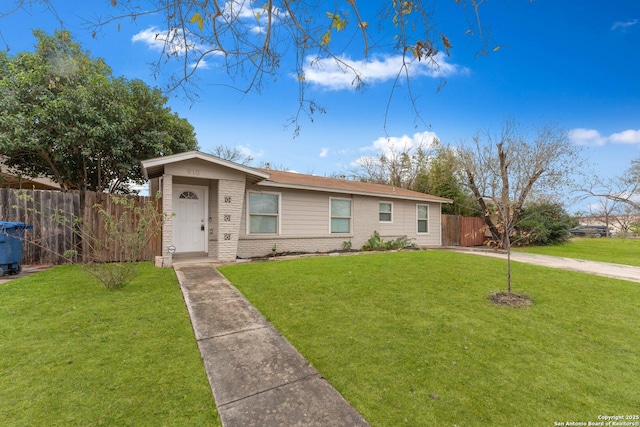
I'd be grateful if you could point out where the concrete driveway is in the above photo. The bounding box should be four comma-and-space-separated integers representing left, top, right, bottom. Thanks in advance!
441, 247, 640, 283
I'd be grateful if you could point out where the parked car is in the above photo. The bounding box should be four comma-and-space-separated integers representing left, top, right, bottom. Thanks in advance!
568, 225, 611, 238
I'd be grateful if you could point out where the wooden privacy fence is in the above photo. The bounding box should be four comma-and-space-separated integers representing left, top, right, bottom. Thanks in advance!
441, 215, 485, 247
0, 188, 161, 265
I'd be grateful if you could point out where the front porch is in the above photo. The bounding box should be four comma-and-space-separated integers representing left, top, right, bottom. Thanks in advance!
142, 151, 269, 267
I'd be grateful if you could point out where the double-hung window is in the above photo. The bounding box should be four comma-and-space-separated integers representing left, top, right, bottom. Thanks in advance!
330, 198, 352, 233
417, 204, 429, 233
379, 202, 392, 222
248, 192, 280, 234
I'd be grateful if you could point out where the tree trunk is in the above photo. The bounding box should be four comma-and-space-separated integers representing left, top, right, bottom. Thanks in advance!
505, 232, 512, 294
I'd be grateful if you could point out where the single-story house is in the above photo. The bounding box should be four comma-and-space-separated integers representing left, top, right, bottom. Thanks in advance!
141, 151, 452, 266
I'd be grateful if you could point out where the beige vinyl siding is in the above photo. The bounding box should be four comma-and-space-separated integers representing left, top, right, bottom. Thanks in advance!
166, 158, 247, 182
281, 191, 331, 235
241, 186, 332, 237
376, 201, 410, 236
238, 185, 443, 256
349, 196, 442, 246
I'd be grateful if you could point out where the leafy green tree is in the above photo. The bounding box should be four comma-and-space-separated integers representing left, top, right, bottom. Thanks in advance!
514, 202, 575, 246
412, 141, 478, 216
0, 30, 198, 194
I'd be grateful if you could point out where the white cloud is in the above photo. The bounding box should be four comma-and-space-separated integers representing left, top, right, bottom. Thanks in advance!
352, 131, 439, 167
611, 19, 638, 31
319, 147, 329, 158
131, 26, 195, 55
223, 0, 288, 20
223, 0, 257, 19
131, 27, 163, 50
237, 144, 263, 159
362, 131, 439, 155
132, 26, 223, 70
300, 53, 468, 91
609, 129, 640, 144
131, 2, 287, 66
208, 1, 288, 36
568, 128, 607, 146
569, 128, 640, 146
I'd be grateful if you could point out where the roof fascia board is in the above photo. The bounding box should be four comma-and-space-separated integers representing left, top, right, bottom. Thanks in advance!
141, 151, 270, 180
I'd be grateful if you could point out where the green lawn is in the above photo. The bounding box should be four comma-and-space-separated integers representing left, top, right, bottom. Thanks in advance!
219, 251, 640, 426
515, 237, 640, 266
0, 263, 220, 426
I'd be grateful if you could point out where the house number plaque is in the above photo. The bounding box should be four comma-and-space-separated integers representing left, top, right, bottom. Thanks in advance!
186, 168, 201, 176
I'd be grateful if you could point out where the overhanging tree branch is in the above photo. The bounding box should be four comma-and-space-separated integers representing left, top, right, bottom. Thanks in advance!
1, 0, 516, 131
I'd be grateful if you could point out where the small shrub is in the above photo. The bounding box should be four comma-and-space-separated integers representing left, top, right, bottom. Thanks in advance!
84, 194, 165, 290
385, 235, 415, 250
362, 231, 415, 251
514, 202, 574, 246
10, 190, 165, 290
84, 262, 139, 290
365, 231, 383, 250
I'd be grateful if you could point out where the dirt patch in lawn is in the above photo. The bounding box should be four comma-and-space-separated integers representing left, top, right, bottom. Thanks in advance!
490, 291, 533, 307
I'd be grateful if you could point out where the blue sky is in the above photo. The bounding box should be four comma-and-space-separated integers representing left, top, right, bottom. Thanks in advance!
1, 1, 639, 210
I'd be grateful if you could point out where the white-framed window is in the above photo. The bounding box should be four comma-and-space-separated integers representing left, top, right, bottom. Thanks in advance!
379, 201, 393, 222
330, 197, 352, 233
248, 191, 280, 234
417, 204, 429, 234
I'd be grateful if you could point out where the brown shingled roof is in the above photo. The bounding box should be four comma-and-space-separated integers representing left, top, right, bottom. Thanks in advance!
255, 169, 452, 203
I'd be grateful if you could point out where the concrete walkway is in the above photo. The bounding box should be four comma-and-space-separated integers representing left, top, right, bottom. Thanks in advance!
440, 247, 640, 283
173, 262, 369, 427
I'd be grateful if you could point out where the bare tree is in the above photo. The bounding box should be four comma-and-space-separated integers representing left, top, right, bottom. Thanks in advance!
580, 196, 617, 237
350, 139, 433, 189
577, 160, 640, 212
209, 144, 254, 165
611, 203, 639, 237
457, 120, 582, 294
575, 162, 640, 237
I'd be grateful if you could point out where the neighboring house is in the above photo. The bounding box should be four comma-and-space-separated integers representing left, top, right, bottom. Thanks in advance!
142, 151, 452, 265
580, 214, 640, 236
0, 158, 61, 190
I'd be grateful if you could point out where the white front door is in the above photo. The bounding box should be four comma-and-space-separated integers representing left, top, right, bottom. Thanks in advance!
172, 186, 207, 253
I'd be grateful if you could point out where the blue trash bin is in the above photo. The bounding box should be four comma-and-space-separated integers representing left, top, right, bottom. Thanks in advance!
0, 222, 33, 276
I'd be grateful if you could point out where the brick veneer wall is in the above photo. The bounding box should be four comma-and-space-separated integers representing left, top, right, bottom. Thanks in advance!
237, 237, 346, 258
161, 174, 173, 266
217, 178, 245, 261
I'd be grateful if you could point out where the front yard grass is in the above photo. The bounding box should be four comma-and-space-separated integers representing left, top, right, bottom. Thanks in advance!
0, 263, 220, 426
219, 251, 639, 426
515, 237, 640, 266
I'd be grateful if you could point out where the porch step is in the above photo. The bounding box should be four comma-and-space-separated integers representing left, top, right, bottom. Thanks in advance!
172, 252, 207, 260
